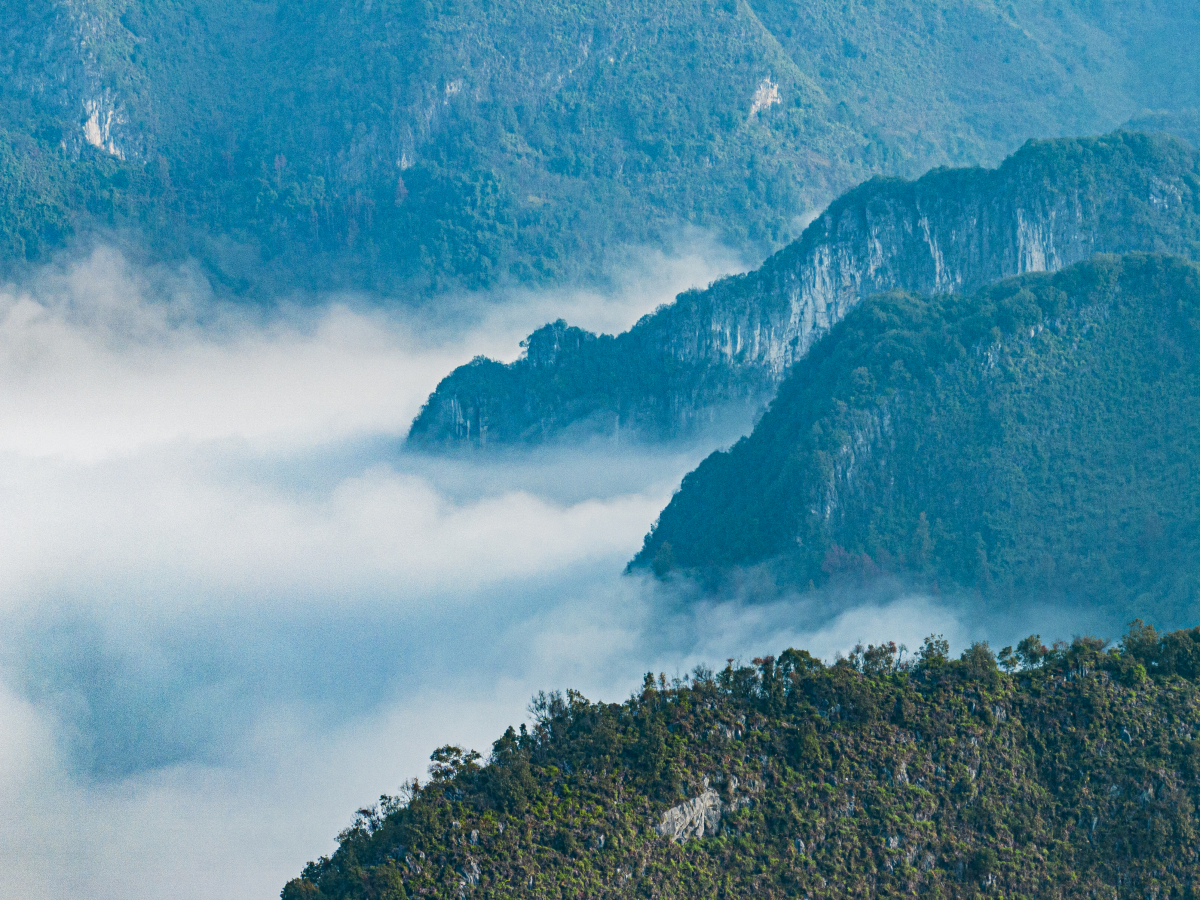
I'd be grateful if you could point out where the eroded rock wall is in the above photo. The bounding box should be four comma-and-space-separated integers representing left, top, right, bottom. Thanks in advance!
409, 132, 1200, 448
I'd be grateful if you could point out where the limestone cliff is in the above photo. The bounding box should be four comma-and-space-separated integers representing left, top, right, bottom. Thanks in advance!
409, 131, 1200, 448
4, 1, 146, 161
631, 253, 1200, 627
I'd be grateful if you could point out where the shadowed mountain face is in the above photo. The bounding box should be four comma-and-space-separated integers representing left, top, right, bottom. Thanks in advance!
409, 132, 1200, 449
634, 253, 1200, 628
5, 1, 1200, 293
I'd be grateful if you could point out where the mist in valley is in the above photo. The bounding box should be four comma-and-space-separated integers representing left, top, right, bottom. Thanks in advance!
0, 240, 1123, 900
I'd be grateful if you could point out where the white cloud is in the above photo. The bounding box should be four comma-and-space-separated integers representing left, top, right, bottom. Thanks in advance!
0, 452, 673, 612
0, 576, 975, 900
0, 240, 756, 900
0, 239, 746, 461
0, 240, 1052, 900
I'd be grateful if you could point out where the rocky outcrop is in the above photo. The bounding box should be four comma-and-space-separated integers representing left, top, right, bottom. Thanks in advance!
655, 789, 723, 842
652, 774, 759, 842
408, 131, 1200, 449
4, 2, 146, 161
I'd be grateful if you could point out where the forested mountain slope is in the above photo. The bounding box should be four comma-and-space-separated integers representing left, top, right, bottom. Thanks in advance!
5, 0, 1200, 293
284, 625, 1200, 900
634, 253, 1200, 628
409, 132, 1200, 448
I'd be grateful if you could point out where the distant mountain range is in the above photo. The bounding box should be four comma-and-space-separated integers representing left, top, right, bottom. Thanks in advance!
284, 624, 1200, 900
409, 131, 1200, 449
5, 1, 1200, 293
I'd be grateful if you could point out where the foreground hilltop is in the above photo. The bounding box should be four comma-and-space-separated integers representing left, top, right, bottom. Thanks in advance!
634, 253, 1200, 626
285, 622, 1200, 899
409, 132, 1200, 448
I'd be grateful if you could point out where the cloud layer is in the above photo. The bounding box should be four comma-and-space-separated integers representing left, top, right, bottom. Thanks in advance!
0, 241, 754, 900
0, 237, 745, 460
0, 242, 1072, 900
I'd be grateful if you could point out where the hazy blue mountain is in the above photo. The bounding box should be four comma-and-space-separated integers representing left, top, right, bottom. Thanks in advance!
409, 132, 1200, 448
1126, 109, 1200, 150
633, 253, 1200, 628
284, 626, 1200, 900
5, 1, 1200, 293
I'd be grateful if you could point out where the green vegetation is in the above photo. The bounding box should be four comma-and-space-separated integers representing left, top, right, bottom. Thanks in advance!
1125, 110, 1200, 151
285, 622, 1200, 899
5, 0, 1200, 293
406, 316, 771, 446
410, 132, 1200, 448
635, 253, 1200, 627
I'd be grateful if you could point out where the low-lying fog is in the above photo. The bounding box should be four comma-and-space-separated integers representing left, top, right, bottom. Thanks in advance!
0, 242, 1085, 899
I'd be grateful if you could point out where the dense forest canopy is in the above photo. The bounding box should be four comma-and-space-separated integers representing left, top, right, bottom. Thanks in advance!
11, 3, 1200, 899
285, 621, 1200, 899
5, 0, 1200, 294
634, 253, 1200, 630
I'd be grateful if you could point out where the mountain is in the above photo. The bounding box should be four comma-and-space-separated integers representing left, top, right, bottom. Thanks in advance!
633, 253, 1200, 627
408, 131, 1200, 449
1126, 110, 1200, 150
6, 1, 1200, 294
284, 623, 1200, 900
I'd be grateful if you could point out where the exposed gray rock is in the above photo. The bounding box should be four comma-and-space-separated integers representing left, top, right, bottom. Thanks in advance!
655, 789, 722, 842
410, 132, 1200, 449
459, 857, 481, 892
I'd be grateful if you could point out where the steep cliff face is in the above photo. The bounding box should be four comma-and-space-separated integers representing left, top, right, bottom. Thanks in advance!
409, 131, 1200, 448
1, 1, 145, 161
633, 253, 1200, 627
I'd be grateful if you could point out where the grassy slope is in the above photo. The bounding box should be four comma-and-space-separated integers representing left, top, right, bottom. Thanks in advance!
284, 625, 1200, 900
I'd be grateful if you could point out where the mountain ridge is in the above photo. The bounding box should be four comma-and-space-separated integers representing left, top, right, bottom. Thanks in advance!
6, 0, 1200, 294
409, 131, 1200, 449
633, 252, 1200, 629
283, 622, 1200, 900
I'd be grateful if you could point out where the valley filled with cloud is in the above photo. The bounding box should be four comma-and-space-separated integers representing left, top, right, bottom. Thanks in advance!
0, 243, 1002, 899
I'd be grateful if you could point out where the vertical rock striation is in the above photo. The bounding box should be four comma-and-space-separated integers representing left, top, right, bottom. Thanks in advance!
654, 789, 723, 842
408, 131, 1200, 448
630, 252, 1200, 627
